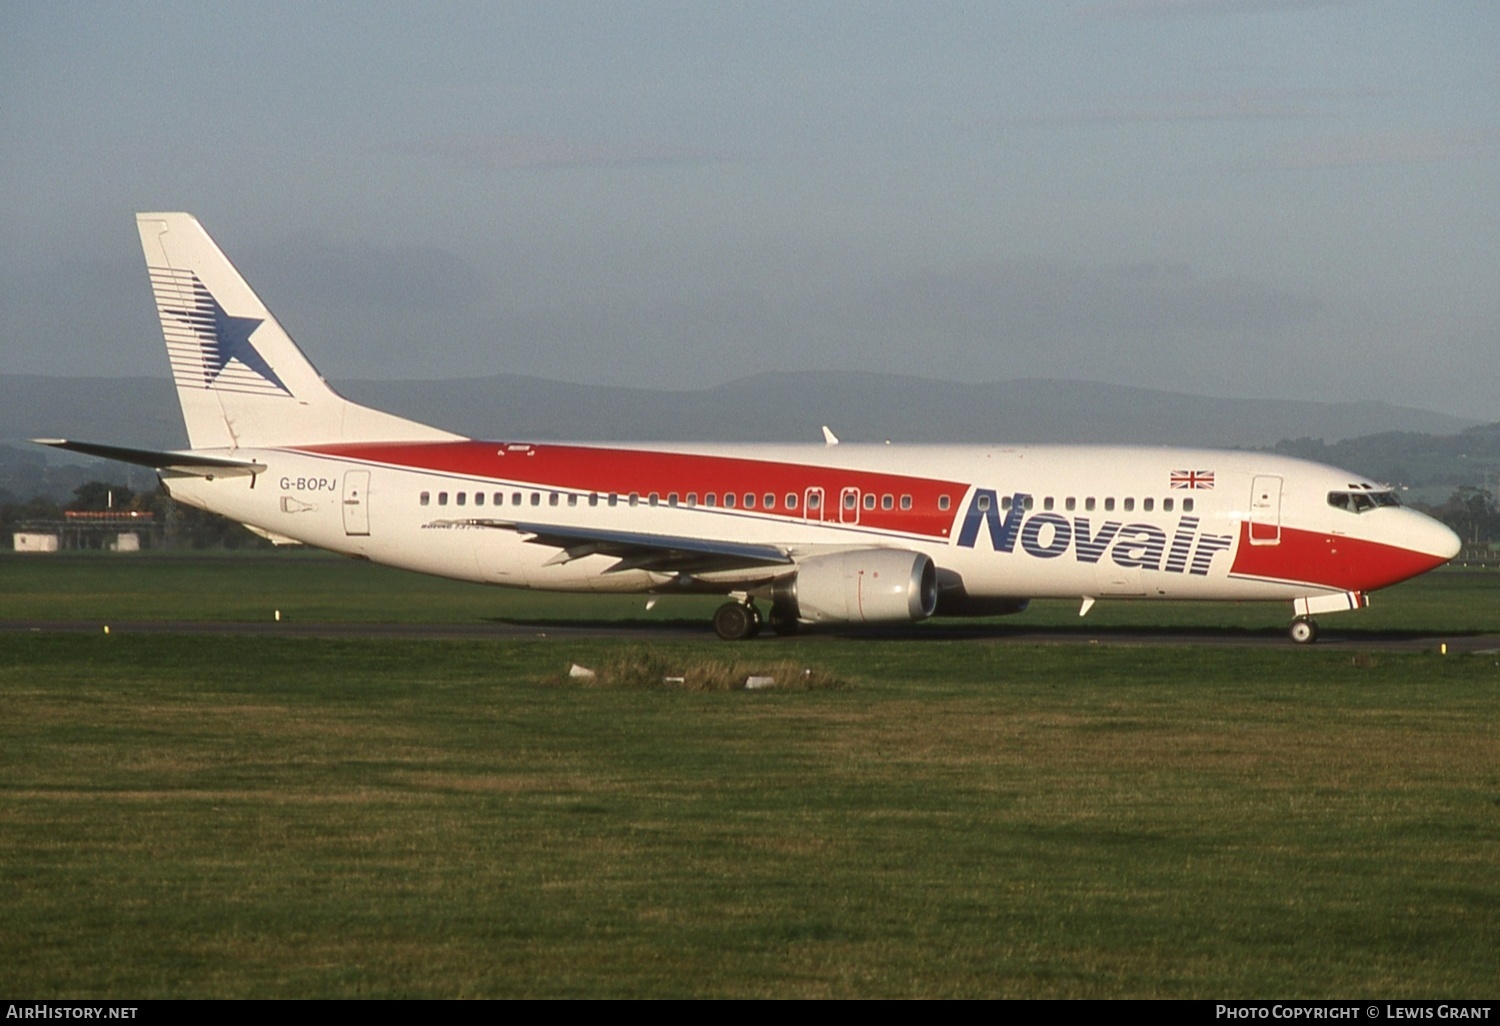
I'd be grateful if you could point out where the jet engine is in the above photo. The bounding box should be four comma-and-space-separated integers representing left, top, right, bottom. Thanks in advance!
772, 549, 938, 625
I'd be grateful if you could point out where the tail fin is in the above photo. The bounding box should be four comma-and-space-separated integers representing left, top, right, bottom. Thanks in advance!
136, 213, 464, 449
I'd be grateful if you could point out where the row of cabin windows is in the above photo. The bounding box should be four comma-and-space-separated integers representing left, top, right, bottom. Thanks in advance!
841, 492, 918, 511
419, 489, 922, 511
416, 489, 1192, 515
977, 495, 1195, 514
420, 490, 561, 508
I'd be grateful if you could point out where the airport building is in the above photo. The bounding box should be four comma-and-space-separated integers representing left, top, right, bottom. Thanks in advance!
12, 510, 158, 552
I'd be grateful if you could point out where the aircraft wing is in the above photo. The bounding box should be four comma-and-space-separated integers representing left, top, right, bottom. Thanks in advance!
32, 439, 266, 478
443, 519, 794, 575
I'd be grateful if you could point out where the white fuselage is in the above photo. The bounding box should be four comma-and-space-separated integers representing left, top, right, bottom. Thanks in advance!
162, 440, 1460, 609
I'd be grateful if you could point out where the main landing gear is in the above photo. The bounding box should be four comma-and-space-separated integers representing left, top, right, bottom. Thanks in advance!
712, 600, 800, 640
1288, 617, 1320, 645
713, 601, 761, 641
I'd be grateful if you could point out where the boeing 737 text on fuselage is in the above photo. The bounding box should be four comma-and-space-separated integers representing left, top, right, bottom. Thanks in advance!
37, 214, 1462, 642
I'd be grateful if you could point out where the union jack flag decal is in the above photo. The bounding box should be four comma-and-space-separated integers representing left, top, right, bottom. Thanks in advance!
1170, 470, 1214, 490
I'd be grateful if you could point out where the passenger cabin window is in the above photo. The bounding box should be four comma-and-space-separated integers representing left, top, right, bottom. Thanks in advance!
474, 492, 484, 506
900, 495, 912, 510
438, 492, 449, 506
863, 493, 875, 510
1183, 498, 1194, 512
1123, 498, 1133, 512
882, 494, 893, 510
1143, 498, 1153, 512
744, 493, 755, 509
531, 493, 541, 506
764, 493, 775, 509
456, 493, 466, 506
787, 493, 799, 510
723, 493, 735, 508
1104, 498, 1115, 512
1163, 498, 1173, 512
1065, 497, 1076, 511
1085, 498, 1096, 511
938, 495, 950, 511
420, 491, 430, 506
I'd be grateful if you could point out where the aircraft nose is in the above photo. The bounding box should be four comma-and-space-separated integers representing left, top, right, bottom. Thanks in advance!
1411, 510, 1462, 561
1436, 519, 1462, 560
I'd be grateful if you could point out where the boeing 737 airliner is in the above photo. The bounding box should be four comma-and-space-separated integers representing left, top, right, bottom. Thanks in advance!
37, 213, 1462, 642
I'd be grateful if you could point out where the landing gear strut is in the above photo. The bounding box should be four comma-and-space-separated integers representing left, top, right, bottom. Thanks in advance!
768, 605, 801, 636
713, 601, 762, 641
1288, 617, 1319, 645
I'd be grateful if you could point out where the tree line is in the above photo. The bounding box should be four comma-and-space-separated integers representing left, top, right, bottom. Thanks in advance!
1418, 487, 1500, 549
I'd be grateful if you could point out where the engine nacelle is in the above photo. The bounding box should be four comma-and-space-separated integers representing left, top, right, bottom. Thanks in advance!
773, 550, 938, 625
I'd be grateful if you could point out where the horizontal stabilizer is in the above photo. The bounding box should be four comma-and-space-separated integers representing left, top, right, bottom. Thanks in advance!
33, 438, 266, 478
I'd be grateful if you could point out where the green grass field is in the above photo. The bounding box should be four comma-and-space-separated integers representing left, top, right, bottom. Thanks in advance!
2, 555, 1498, 997
4, 550, 1500, 636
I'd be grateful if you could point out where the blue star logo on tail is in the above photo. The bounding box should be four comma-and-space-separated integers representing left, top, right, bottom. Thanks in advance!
163, 278, 290, 395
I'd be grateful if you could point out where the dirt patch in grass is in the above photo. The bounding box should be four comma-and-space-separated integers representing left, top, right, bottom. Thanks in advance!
551, 646, 851, 692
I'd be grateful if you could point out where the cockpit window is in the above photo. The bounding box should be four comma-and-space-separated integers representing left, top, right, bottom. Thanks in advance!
1327, 490, 1401, 513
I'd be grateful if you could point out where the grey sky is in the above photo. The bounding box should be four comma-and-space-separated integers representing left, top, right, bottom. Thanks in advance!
2, 1, 1496, 420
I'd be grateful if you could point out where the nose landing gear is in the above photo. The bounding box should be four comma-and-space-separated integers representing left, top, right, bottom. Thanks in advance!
1289, 617, 1319, 645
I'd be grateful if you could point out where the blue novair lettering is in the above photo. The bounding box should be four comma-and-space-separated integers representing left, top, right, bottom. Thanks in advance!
957, 492, 1230, 576
1111, 524, 1167, 570
1074, 518, 1121, 564
956, 490, 1027, 552
1020, 513, 1071, 558
1165, 516, 1199, 574
1190, 533, 1232, 575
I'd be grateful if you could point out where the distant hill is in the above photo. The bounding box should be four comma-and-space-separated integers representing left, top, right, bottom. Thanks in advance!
1274, 423, 1500, 497
4, 371, 1470, 451
4, 371, 1490, 502
339, 372, 1480, 447
2, 376, 189, 451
